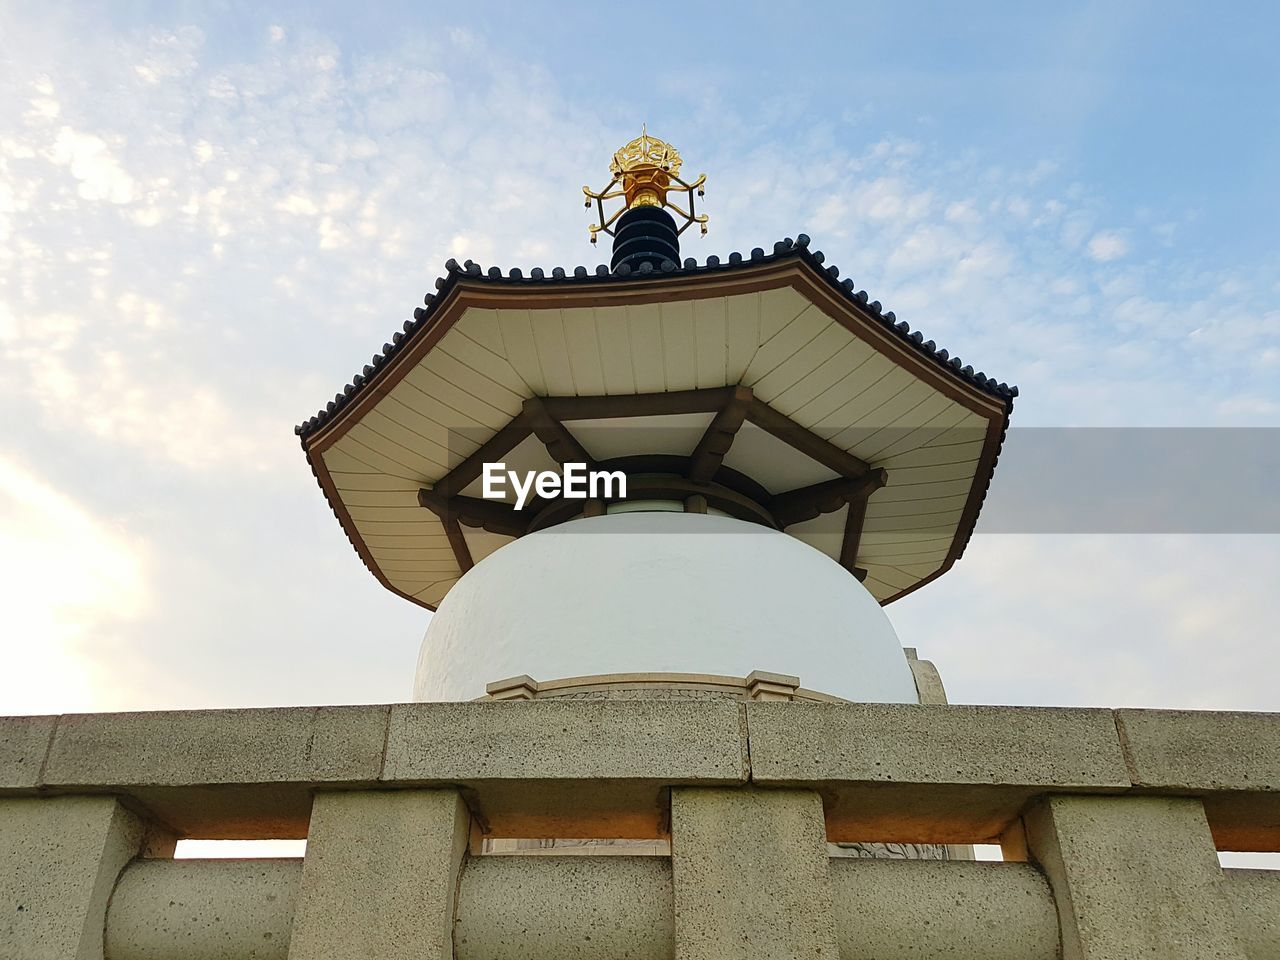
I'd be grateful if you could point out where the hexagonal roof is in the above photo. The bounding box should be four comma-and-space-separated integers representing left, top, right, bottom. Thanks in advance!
298, 237, 1015, 609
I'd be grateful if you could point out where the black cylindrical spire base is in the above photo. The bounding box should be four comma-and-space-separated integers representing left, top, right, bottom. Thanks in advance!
611, 206, 680, 273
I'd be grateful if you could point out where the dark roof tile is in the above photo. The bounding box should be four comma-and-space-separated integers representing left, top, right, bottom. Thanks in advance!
294, 238, 1017, 436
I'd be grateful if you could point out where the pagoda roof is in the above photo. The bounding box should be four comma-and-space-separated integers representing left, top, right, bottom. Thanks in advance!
296, 235, 1016, 610
297, 235, 1015, 440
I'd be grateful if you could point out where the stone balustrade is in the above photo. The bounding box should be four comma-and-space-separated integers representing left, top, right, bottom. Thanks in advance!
2, 700, 1279, 958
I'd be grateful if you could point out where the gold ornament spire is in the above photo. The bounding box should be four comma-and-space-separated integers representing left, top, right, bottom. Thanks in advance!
583, 125, 708, 244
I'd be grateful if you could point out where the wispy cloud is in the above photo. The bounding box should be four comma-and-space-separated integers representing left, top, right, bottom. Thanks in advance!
0, 455, 150, 712
1087, 230, 1129, 261
0, 6, 1275, 713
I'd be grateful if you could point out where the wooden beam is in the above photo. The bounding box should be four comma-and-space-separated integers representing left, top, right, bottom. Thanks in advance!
770, 469, 887, 529
744, 399, 871, 479
433, 411, 534, 499
839, 472, 889, 579
418, 488, 532, 538
539, 387, 737, 422
688, 385, 753, 482
523, 475, 777, 534
523, 397, 593, 466
593, 454, 772, 505
442, 516, 474, 573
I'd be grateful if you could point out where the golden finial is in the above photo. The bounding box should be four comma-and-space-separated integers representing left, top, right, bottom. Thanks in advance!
583, 127, 708, 244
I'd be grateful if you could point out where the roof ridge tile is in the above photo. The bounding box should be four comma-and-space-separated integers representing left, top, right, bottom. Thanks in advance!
294, 237, 1017, 437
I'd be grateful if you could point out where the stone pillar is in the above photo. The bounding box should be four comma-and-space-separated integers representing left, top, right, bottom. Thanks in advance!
744, 671, 800, 702
670, 787, 837, 960
287, 789, 471, 960
0, 796, 145, 960
1025, 795, 1246, 960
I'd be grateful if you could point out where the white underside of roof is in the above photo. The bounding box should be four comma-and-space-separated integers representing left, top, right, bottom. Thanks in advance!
320, 287, 992, 606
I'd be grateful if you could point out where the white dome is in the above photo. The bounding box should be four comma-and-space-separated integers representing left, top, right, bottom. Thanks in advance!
413, 512, 918, 703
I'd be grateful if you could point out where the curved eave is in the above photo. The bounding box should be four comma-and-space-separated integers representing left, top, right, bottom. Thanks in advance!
299, 237, 1015, 442
299, 238, 1016, 610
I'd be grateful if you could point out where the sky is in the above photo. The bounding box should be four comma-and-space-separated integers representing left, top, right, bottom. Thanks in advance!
2, 0, 1279, 720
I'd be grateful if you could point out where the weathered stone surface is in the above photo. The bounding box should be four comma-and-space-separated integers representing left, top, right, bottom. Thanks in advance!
671, 787, 837, 959
287, 789, 470, 960
0, 796, 143, 960
830, 858, 1059, 960
7, 701, 1280, 849
1224, 868, 1280, 960
748, 702, 1131, 843
1117, 709, 1280, 791
45, 705, 388, 788
749, 702, 1128, 786
1118, 709, 1280, 850
0, 714, 56, 790
385, 700, 747, 782
106, 858, 301, 960
40, 706, 388, 839
904, 649, 949, 705
1026, 795, 1246, 960
456, 856, 672, 960
385, 700, 747, 837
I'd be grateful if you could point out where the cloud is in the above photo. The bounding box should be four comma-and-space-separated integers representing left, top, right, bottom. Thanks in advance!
0, 5, 1275, 717
0, 455, 150, 713
1087, 230, 1129, 261
894, 534, 1280, 712
49, 127, 137, 203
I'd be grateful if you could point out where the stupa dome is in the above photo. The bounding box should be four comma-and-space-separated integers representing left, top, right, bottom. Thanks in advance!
413, 511, 919, 703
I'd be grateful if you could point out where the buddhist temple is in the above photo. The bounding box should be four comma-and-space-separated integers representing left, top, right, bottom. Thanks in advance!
295, 130, 1015, 705
2, 131, 1277, 960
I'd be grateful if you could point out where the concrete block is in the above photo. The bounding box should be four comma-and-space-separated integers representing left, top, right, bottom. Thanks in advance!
671, 787, 837, 959
384, 700, 747, 837
904, 649, 948, 705
748, 702, 1129, 786
829, 859, 1058, 960
42, 706, 389, 839
46, 705, 388, 787
105, 858, 301, 960
485, 675, 538, 700
1025, 795, 1246, 960
0, 796, 144, 960
1117, 709, 1280, 791
744, 671, 800, 701
747, 702, 1130, 843
385, 700, 746, 782
1224, 868, 1280, 960
456, 856, 672, 960
1117, 709, 1280, 850
287, 789, 471, 960
0, 714, 56, 790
